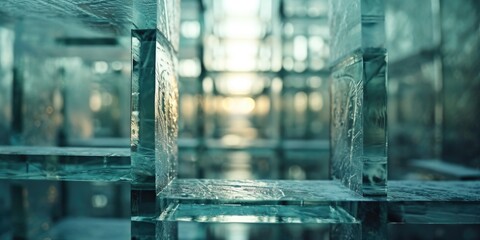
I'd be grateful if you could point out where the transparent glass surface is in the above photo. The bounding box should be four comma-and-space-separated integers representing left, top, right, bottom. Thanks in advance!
0, 146, 130, 181
1, 180, 130, 239
131, 29, 157, 184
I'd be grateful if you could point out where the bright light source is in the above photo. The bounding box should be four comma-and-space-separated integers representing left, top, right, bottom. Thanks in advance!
221, 0, 260, 16
293, 36, 308, 61
92, 194, 108, 208
222, 97, 255, 114
89, 91, 102, 112
111, 61, 123, 71
309, 92, 324, 111
218, 19, 263, 38
294, 92, 308, 113
216, 75, 264, 95
179, 59, 201, 77
94, 61, 108, 74
181, 21, 201, 38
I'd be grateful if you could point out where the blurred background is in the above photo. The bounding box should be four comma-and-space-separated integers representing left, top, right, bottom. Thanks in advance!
0, 0, 479, 239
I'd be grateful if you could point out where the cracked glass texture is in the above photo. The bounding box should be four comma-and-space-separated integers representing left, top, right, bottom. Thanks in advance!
331, 50, 387, 196
158, 179, 364, 203
154, 31, 179, 193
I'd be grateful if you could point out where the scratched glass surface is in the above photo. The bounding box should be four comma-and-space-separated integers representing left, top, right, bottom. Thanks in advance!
154, 30, 179, 193
158, 179, 364, 203
330, 53, 364, 195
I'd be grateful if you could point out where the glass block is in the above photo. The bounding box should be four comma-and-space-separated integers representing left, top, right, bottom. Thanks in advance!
330, 0, 387, 196
330, 49, 387, 196
0, 146, 130, 181
131, 29, 157, 184
156, 179, 363, 239
131, 27, 178, 189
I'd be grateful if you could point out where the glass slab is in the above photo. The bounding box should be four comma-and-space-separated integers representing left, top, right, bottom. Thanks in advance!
157, 179, 365, 204
388, 181, 480, 224
159, 203, 358, 224
0, 146, 130, 181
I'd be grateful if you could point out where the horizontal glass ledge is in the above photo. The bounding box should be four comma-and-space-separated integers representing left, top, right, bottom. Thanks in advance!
178, 139, 331, 151
157, 179, 365, 204
159, 203, 358, 224
388, 180, 480, 202
410, 159, 480, 180
0, 146, 131, 182
388, 181, 480, 224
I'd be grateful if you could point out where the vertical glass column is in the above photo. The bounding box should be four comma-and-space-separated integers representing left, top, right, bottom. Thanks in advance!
329, 0, 387, 196
131, 0, 180, 239
131, 31, 158, 240
131, 29, 157, 184
131, 7, 159, 239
